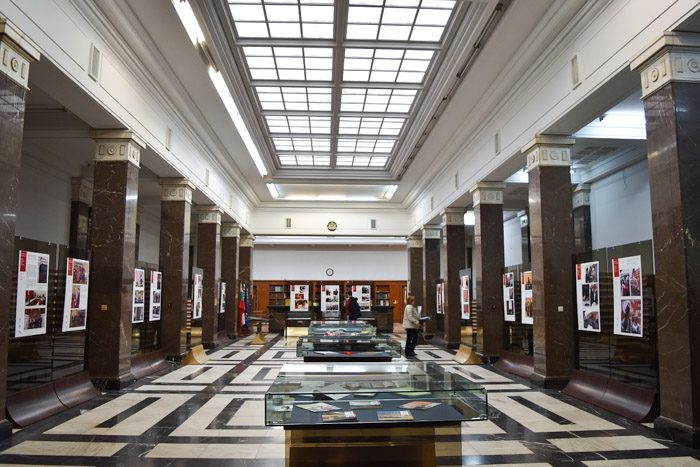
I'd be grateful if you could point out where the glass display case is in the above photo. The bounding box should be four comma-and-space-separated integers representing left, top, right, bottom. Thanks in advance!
307, 320, 377, 338
265, 361, 487, 427
296, 335, 402, 361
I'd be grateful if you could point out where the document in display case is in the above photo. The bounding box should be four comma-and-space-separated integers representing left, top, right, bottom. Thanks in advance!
296, 336, 402, 362
307, 320, 376, 338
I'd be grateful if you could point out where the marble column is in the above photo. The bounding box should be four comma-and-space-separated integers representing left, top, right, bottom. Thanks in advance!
158, 179, 194, 358
519, 210, 531, 266
441, 208, 466, 348
221, 223, 240, 339
631, 32, 700, 447
572, 184, 592, 254
69, 177, 92, 259
0, 19, 39, 439
196, 206, 222, 348
238, 234, 254, 319
86, 130, 145, 388
522, 135, 575, 388
470, 182, 505, 357
422, 226, 441, 338
407, 236, 424, 308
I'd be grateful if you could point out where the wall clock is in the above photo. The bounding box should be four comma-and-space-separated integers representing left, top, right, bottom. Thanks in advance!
326, 268, 334, 277
327, 221, 337, 231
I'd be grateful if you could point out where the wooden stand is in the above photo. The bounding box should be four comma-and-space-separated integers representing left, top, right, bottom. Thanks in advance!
250, 318, 268, 345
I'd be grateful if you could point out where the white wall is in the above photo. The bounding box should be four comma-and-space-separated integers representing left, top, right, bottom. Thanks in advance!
138, 203, 160, 265
15, 154, 71, 246
503, 215, 522, 267
252, 245, 408, 281
590, 160, 653, 250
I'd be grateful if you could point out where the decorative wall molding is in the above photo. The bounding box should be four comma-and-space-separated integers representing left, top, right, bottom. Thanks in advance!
630, 33, 700, 98
422, 225, 441, 240
160, 178, 195, 203
572, 183, 591, 209
441, 207, 465, 226
92, 130, 146, 168
240, 234, 255, 248
71, 177, 93, 206
0, 19, 40, 89
469, 182, 505, 206
407, 236, 423, 248
221, 222, 241, 238
196, 206, 222, 225
522, 135, 575, 172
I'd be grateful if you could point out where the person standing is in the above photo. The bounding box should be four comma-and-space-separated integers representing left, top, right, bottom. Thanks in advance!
348, 295, 361, 320
402, 296, 420, 357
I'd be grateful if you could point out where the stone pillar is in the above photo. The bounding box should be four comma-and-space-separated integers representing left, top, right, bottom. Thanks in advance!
221, 223, 240, 338
86, 130, 144, 388
0, 19, 39, 439
158, 178, 194, 358
407, 236, 424, 308
572, 184, 592, 254
238, 234, 254, 321
196, 206, 222, 348
631, 32, 700, 447
470, 182, 505, 357
522, 135, 575, 388
422, 226, 441, 338
69, 177, 92, 259
519, 210, 531, 266
441, 208, 466, 348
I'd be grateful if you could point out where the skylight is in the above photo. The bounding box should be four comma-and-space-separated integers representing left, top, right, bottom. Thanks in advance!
230, 0, 335, 40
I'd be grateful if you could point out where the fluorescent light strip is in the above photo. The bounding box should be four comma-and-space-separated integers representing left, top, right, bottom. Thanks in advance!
254, 235, 408, 245
266, 183, 280, 198
383, 185, 398, 199
172, 0, 205, 45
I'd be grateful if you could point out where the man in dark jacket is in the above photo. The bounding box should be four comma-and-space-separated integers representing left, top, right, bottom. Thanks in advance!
348, 296, 361, 320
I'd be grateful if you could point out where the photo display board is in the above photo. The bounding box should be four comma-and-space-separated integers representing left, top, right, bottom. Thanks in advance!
321, 284, 340, 318
521, 271, 533, 325
15, 250, 50, 337
132, 268, 145, 323
149, 271, 162, 321
193, 273, 203, 319
352, 285, 371, 312
460, 275, 470, 320
503, 273, 515, 322
291, 284, 309, 312
219, 282, 226, 314
576, 261, 600, 332
613, 255, 643, 337
62, 258, 89, 332
436, 282, 445, 315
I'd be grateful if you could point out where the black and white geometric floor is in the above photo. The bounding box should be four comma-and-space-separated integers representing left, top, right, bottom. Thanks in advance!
0, 333, 699, 466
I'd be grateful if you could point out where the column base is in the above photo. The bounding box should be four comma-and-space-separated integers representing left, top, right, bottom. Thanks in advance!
530, 373, 569, 390
94, 373, 136, 390
0, 419, 12, 440
654, 416, 700, 448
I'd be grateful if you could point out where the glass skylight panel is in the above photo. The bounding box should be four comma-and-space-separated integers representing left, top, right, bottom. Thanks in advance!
244, 47, 333, 82
278, 154, 330, 166
338, 117, 405, 136
230, 1, 334, 39
336, 155, 388, 167
265, 116, 331, 134
274, 137, 330, 151
340, 88, 416, 113
337, 138, 396, 153
343, 49, 433, 83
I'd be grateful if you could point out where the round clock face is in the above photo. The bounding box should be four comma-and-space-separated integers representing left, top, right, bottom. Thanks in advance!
325, 268, 334, 277
327, 221, 337, 231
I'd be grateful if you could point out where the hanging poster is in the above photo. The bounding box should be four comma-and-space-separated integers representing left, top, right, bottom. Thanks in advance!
149, 271, 162, 321
503, 273, 515, 322
460, 275, 470, 320
15, 250, 50, 337
352, 284, 371, 312
62, 258, 90, 332
613, 255, 643, 337
576, 261, 600, 332
521, 271, 533, 325
219, 282, 226, 314
321, 284, 340, 318
193, 273, 203, 319
291, 284, 309, 312
132, 268, 145, 323
436, 282, 445, 314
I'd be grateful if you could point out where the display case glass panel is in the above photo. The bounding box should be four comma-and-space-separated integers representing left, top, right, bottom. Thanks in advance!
307, 320, 376, 337
296, 335, 401, 360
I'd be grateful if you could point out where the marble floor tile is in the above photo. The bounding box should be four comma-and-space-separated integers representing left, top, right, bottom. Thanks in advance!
135, 384, 207, 392
549, 435, 667, 452
584, 457, 700, 466
443, 364, 514, 383
147, 442, 285, 459
153, 364, 235, 384
2, 441, 126, 457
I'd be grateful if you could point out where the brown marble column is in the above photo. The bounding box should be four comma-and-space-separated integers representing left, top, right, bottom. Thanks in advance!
221, 223, 240, 339
632, 33, 700, 447
69, 177, 92, 259
238, 234, 254, 321
440, 208, 466, 348
522, 135, 575, 388
422, 226, 440, 338
158, 179, 194, 358
572, 184, 592, 254
86, 130, 145, 388
0, 20, 39, 439
196, 206, 222, 349
407, 236, 424, 309
470, 182, 505, 358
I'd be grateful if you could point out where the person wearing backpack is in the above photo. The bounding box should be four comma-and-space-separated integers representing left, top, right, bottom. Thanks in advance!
348, 295, 361, 320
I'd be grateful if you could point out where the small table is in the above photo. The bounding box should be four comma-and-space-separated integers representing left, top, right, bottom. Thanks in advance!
249, 317, 269, 345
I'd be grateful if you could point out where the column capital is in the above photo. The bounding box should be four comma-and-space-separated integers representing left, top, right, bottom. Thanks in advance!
422, 225, 441, 240
469, 181, 505, 206
160, 178, 195, 203
407, 235, 422, 248
92, 130, 146, 168
71, 177, 93, 206
518, 210, 528, 227
521, 135, 574, 172
240, 234, 255, 248
196, 206, 222, 225
221, 222, 241, 238
630, 32, 700, 98
0, 19, 40, 89
572, 183, 591, 209
441, 207, 465, 226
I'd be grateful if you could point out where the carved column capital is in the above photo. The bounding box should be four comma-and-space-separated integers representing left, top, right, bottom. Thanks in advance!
469, 181, 505, 206
441, 207, 465, 226
196, 206, 222, 225
221, 222, 241, 238
521, 135, 574, 172
572, 184, 591, 209
92, 130, 146, 168
422, 225, 441, 241
160, 178, 195, 203
0, 19, 40, 89
407, 235, 422, 248
240, 234, 255, 248
71, 177, 93, 206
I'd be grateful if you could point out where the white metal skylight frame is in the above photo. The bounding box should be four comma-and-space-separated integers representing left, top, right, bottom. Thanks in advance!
227, 0, 461, 170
